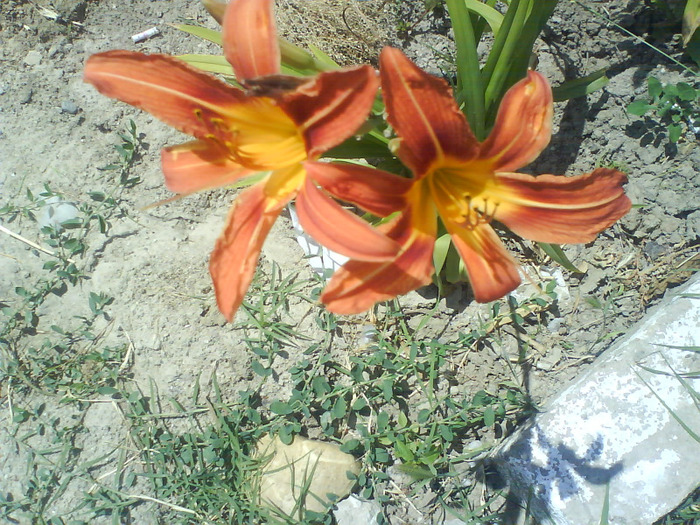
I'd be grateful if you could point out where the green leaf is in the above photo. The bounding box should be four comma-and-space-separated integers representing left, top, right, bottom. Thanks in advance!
552, 68, 609, 102
13, 408, 30, 423
307, 44, 340, 71
663, 83, 678, 98
352, 397, 368, 411
397, 411, 408, 429
447, 0, 486, 139
373, 448, 390, 463
636, 369, 700, 444
439, 424, 454, 441
676, 82, 697, 101
331, 397, 347, 420
393, 463, 436, 480
376, 411, 389, 432
203, 445, 219, 463
250, 359, 271, 377
394, 440, 415, 462
60, 218, 83, 229
171, 23, 223, 46
417, 409, 431, 424
599, 482, 610, 525
381, 378, 394, 402
653, 343, 700, 354
648, 76, 663, 99
340, 439, 361, 453
97, 386, 119, 396
325, 132, 392, 159
668, 123, 683, 143
176, 54, 235, 77
538, 242, 584, 273
278, 38, 325, 75
482, 0, 558, 127
685, 32, 700, 67
627, 100, 653, 117
682, 0, 700, 46
432, 233, 452, 277
483, 406, 495, 427
463, 0, 503, 35
270, 400, 293, 415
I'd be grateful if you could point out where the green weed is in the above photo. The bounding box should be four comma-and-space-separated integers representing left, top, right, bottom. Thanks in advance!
627, 76, 700, 143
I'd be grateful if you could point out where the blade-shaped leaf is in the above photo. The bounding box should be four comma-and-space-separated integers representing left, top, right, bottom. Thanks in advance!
307, 44, 340, 70
538, 242, 584, 273
482, 0, 558, 126
683, 0, 700, 46
635, 367, 700, 444
599, 482, 610, 525
176, 54, 236, 77
433, 232, 452, 277
552, 68, 609, 102
171, 23, 223, 46
463, 0, 504, 35
447, 0, 486, 139
653, 343, 700, 354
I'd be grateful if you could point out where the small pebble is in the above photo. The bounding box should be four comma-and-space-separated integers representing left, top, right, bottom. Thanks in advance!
19, 88, 33, 104
24, 50, 42, 66
61, 99, 79, 114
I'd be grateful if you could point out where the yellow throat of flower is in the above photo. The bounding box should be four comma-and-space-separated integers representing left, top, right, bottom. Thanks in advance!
222, 98, 307, 171
427, 161, 499, 229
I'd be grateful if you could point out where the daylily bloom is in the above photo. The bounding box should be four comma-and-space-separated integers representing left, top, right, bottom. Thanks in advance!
320, 47, 632, 314
84, 0, 392, 321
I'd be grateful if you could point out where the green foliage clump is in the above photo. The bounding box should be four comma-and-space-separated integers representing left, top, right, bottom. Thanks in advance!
627, 76, 699, 143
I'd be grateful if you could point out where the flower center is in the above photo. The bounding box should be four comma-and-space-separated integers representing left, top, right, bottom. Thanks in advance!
429, 162, 499, 229
205, 98, 307, 171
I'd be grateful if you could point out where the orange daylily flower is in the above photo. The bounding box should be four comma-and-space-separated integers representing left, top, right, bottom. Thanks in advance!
84, 0, 391, 321
320, 48, 632, 314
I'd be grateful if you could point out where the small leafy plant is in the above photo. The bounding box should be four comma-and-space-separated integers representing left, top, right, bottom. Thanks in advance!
627, 76, 700, 143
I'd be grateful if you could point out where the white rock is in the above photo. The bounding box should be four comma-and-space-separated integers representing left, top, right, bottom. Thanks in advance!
24, 50, 42, 66
334, 495, 381, 525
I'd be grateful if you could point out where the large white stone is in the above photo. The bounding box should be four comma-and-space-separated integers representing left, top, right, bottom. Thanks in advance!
494, 274, 700, 524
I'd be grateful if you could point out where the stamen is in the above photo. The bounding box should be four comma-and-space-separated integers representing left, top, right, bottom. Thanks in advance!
209, 117, 225, 130
431, 165, 499, 229
463, 196, 498, 228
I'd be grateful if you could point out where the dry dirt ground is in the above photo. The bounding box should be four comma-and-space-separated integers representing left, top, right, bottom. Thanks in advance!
0, 0, 698, 523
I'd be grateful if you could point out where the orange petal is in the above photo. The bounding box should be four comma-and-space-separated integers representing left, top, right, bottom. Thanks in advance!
161, 140, 255, 194
84, 51, 247, 141
320, 211, 435, 315
447, 222, 521, 303
493, 168, 631, 243
278, 66, 379, 158
379, 47, 479, 176
478, 71, 553, 172
296, 177, 400, 262
209, 183, 289, 321
222, 0, 280, 80
304, 161, 411, 217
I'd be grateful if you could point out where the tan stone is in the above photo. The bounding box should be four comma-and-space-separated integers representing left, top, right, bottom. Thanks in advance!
256, 435, 360, 517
